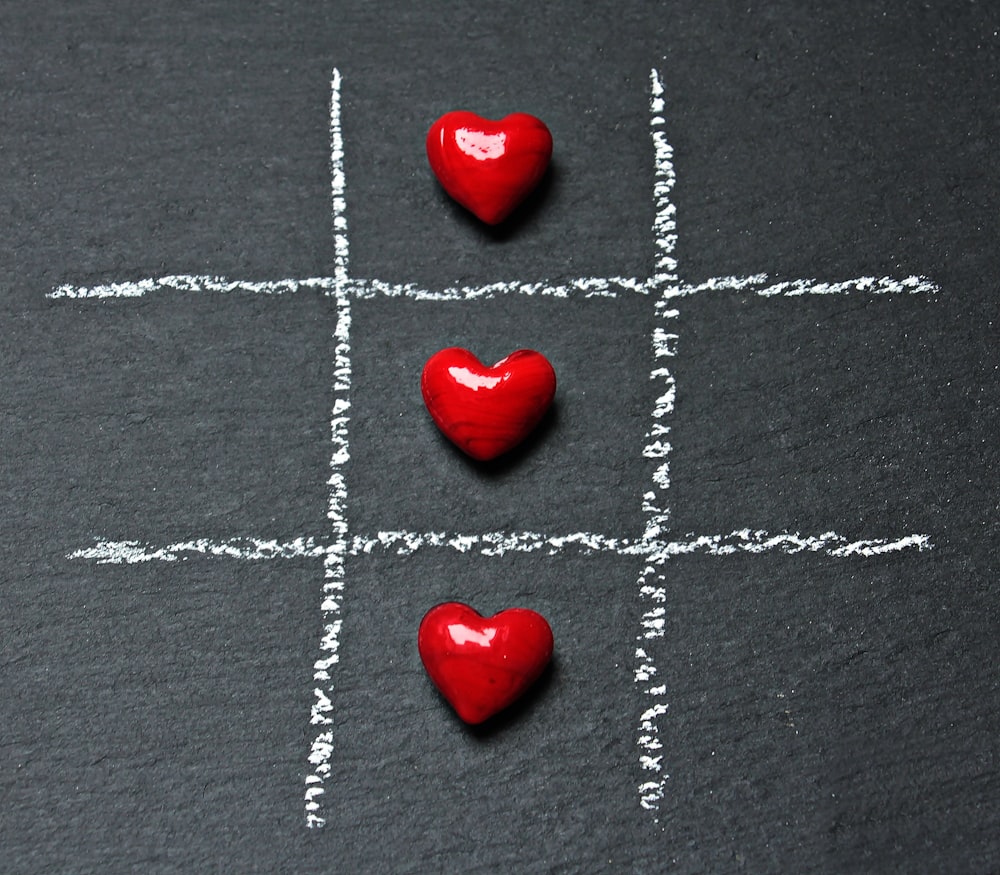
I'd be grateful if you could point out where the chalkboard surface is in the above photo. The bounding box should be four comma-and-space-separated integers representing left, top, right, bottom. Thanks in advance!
2, 2, 998, 872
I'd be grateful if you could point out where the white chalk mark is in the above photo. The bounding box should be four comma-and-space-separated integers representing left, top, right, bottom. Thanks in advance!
634, 68, 680, 818
348, 529, 645, 558
46, 272, 940, 304
66, 536, 332, 564
46, 274, 341, 300
305, 730, 334, 818
663, 273, 770, 299
649, 69, 678, 287
353, 276, 650, 300
330, 69, 349, 284
664, 273, 939, 300
753, 274, 939, 297
47, 275, 651, 302
68, 528, 931, 566
304, 68, 353, 830
304, 283, 352, 829
639, 781, 667, 811
826, 533, 932, 556
658, 529, 933, 558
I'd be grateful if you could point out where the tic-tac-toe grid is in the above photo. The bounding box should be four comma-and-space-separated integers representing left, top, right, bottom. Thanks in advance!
51, 68, 936, 828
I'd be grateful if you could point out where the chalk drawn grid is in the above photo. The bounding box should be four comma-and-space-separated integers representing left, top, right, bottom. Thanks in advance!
49, 68, 937, 828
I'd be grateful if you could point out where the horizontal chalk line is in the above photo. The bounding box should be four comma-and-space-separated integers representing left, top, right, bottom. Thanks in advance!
67, 536, 332, 563
47, 275, 650, 301
47, 273, 939, 302
47, 275, 342, 299
67, 528, 932, 564
667, 273, 939, 299
353, 276, 651, 300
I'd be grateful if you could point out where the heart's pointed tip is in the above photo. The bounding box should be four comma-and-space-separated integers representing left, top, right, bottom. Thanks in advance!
464, 447, 506, 462
472, 208, 509, 226
456, 707, 493, 726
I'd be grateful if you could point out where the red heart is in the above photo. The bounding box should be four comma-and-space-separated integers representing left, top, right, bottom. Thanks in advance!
426, 111, 553, 225
421, 347, 556, 461
418, 602, 554, 725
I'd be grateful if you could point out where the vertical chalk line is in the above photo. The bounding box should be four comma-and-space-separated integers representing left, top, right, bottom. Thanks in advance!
635, 68, 678, 820
649, 70, 678, 290
304, 68, 352, 829
330, 68, 350, 286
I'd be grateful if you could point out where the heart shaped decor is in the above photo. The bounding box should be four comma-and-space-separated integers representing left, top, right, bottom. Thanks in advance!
426, 111, 553, 224
418, 602, 554, 725
421, 347, 556, 461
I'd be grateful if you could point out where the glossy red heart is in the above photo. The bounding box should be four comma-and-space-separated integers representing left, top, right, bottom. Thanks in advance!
426, 111, 553, 224
418, 602, 554, 725
421, 347, 556, 461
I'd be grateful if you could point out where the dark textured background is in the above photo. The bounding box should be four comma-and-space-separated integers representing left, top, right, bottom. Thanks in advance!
2, 2, 998, 872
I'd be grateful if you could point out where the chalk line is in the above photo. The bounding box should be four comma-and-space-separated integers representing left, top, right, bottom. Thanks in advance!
353, 276, 651, 300
649, 69, 678, 288
654, 529, 933, 559
666, 273, 940, 300
304, 295, 351, 829
66, 536, 332, 564
47, 274, 653, 301
634, 68, 678, 817
66, 528, 931, 566
46, 275, 341, 300
46, 272, 938, 302
45, 268, 939, 305
304, 68, 353, 829
348, 529, 642, 557
330, 68, 349, 285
